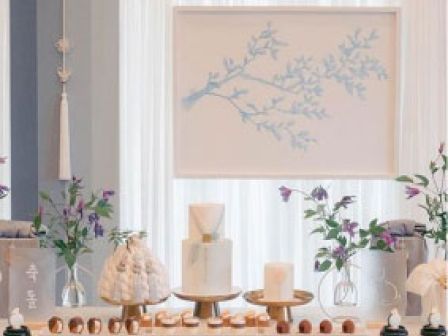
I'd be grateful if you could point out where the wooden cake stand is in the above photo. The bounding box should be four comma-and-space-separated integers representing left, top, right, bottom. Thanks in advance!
173, 287, 241, 319
243, 289, 314, 322
101, 295, 170, 320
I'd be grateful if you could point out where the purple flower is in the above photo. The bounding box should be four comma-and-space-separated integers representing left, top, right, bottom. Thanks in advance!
94, 222, 104, 238
76, 199, 85, 217
380, 230, 397, 248
279, 186, 293, 202
439, 142, 445, 154
332, 245, 348, 260
102, 190, 115, 201
311, 186, 328, 201
88, 212, 99, 225
63, 207, 70, 218
342, 219, 358, 238
72, 176, 82, 185
0, 184, 9, 199
335, 195, 355, 209
405, 186, 420, 199
314, 260, 321, 272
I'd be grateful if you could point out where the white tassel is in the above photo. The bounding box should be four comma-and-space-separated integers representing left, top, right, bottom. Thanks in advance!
59, 90, 71, 180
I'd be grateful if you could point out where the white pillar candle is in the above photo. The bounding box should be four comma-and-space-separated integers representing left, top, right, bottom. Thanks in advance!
263, 262, 294, 301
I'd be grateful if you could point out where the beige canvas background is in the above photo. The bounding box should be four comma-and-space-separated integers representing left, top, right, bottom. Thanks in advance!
174, 7, 399, 177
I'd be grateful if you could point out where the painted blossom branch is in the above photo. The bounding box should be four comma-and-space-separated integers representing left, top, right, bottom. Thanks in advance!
182, 24, 389, 150
206, 91, 316, 149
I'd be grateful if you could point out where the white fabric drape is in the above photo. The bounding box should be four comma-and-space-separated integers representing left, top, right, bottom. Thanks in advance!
0, 0, 11, 219
120, 0, 446, 307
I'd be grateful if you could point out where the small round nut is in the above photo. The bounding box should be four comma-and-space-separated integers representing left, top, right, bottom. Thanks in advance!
48, 316, 63, 334
276, 321, 291, 334
298, 319, 312, 334
68, 317, 84, 334
87, 318, 102, 335
342, 319, 356, 334
320, 319, 333, 334
108, 318, 122, 334
125, 317, 140, 335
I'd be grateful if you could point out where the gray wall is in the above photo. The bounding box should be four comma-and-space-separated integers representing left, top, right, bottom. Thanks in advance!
33, 0, 119, 305
10, 0, 38, 221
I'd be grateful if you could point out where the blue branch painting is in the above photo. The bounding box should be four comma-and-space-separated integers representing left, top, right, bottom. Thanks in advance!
182, 23, 389, 150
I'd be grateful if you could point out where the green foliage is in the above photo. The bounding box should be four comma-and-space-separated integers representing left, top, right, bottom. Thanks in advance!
396, 143, 447, 243
108, 228, 147, 250
284, 187, 396, 273
31, 177, 115, 270
396, 175, 413, 183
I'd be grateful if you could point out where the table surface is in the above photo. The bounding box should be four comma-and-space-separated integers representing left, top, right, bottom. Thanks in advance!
0, 307, 426, 336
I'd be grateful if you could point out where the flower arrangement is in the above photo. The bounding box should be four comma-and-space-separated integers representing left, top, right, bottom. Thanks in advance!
279, 185, 395, 272
32, 176, 115, 271
396, 143, 447, 244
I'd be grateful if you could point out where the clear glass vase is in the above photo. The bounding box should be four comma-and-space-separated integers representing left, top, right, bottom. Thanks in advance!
435, 242, 447, 261
334, 263, 358, 306
62, 263, 86, 307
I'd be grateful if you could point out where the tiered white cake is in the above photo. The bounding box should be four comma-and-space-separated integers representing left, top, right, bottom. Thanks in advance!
182, 204, 233, 295
263, 262, 294, 301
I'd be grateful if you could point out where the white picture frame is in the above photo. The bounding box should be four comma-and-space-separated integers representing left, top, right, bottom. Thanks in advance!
173, 6, 401, 178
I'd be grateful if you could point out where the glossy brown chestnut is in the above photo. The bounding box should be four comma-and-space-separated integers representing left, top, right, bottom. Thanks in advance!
298, 319, 312, 334
320, 319, 333, 334
342, 319, 356, 334
125, 317, 140, 335
48, 316, 63, 334
276, 321, 291, 334
108, 318, 122, 334
87, 318, 102, 334
68, 317, 84, 334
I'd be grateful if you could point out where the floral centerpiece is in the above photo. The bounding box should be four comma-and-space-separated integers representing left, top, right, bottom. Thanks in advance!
396, 143, 447, 321
396, 143, 447, 249
279, 185, 395, 306
32, 176, 115, 307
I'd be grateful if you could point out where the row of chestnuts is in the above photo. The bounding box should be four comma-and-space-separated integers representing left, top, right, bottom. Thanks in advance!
276, 319, 356, 334
48, 317, 141, 335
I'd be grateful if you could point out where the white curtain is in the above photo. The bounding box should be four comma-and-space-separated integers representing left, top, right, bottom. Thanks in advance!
0, 0, 10, 220
120, 0, 446, 307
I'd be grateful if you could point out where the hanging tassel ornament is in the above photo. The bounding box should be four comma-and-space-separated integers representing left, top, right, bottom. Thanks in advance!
56, 0, 72, 180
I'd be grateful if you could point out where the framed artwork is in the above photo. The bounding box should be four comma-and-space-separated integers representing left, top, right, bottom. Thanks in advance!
173, 7, 400, 178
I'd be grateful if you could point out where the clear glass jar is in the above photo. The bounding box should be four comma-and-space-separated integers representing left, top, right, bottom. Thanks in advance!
334, 263, 358, 306
61, 262, 86, 307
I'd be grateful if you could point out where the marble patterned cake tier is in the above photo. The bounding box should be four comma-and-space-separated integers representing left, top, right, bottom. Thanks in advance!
182, 239, 232, 295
